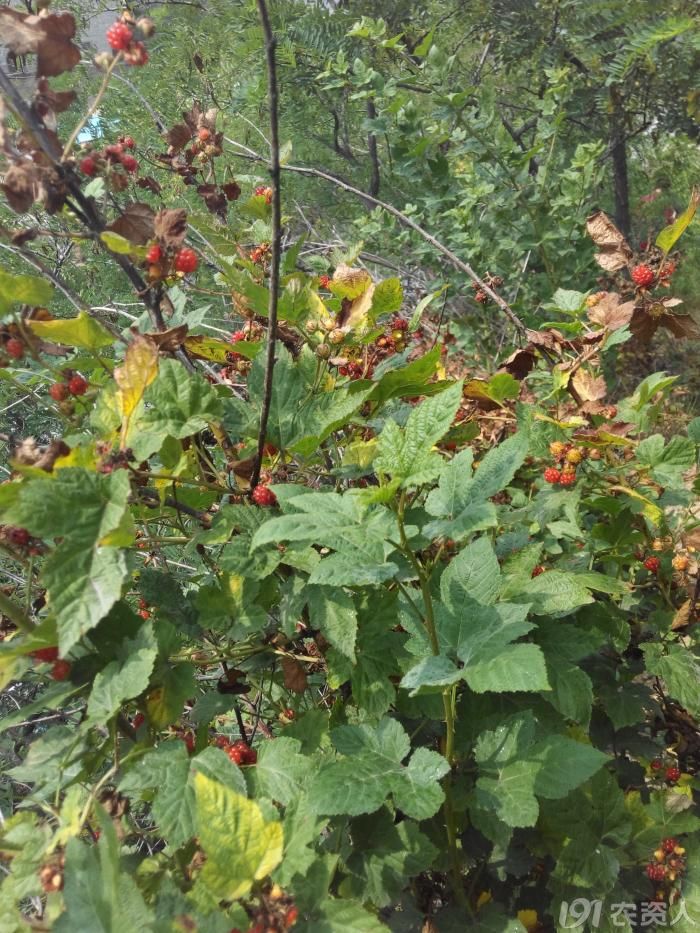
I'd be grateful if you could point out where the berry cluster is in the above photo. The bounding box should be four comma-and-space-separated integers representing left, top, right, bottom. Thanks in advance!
187, 126, 223, 166
645, 837, 687, 898
105, 17, 152, 66
335, 316, 412, 380
232, 884, 299, 933
79, 138, 139, 186
144, 243, 198, 281
318, 274, 331, 289
213, 736, 258, 765
630, 260, 676, 291
543, 441, 584, 487
50, 374, 89, 401
471, 273, 504, 305
650, 757, 682, 784
254, 185, 273, 205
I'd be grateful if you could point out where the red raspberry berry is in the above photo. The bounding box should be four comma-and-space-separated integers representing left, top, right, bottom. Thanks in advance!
646, 863, 666, 882
650, 758, 663, 771
230, 330, 247, 343
31, 647, 59, 663
174, 247, 198, 274
79, 156, 97, 176
122, 136, 135, 149
138, 609, 150, 620
68, 375, 88, 396
662, 838, 678, 854
252, 484, 277, 507
285, 905, 299, 927
631, 263, 655, 288
132, 712, 145, 729
51, 659, 72, 681
8, 527, 30, 547
318, 274, 331, 288
121, 154, 138, 173
531, 565, 545, 578
106, 21, 133, 51
474, 289, 489, 304
391, 316, 409, 331
214, 735, 229, 748
49, 382, 69, 402
666, 766, 681, 783
145, 244, 162, 264
104, 143, 124, 160
5, 338, 24, 359
182, 732, 195, 754
244, 746, 257, 765
198, 128, 211, 142
559, 471, 576, 487
644, 556, 661, 573
543, 467, 561, 484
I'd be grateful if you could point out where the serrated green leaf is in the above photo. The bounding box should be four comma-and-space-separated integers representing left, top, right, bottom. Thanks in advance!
643, 643, 700, 718
0, 269, 53, 315
194, 773, 283, 901
87, 626, 157, 723
307, 587, 357, 661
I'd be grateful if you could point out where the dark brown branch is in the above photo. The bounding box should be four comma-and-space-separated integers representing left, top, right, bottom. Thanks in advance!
136, 488, 212, 527
251, 0, 282, 489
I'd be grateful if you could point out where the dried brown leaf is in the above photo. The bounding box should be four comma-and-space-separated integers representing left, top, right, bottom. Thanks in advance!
136, 176, 162, 195
107, 202, 155, 246
165, 122, 192, 153
196, 183, 227, 218
671, 600, 693, 631
585, 210, 633, 272
154, 208, 187, 249
661, 314, 700, 340
11, 437, 70, 472
571, 369, 607, 402
282, 657, 308, 694
587, 293, 635, 331
499, 346, 537, 380
222, 181, 241, 202
141, 324, 189, 352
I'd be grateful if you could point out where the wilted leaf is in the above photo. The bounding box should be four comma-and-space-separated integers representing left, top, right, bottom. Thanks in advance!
671, 600, 694, 631
587, 293, 635, 331
222, 181, 242, 201
166, 123, 192, 153
196, 184, 228, 218
338, 283, 375, 330
106, 203, 155, 246
331, 264, 372, 300
499, 346, 537, 380
282, 657, 307, 694
143, 325, 189, 352
571, 369, 606, 402
154, 209, 188, 249
0, 9, 80, 77
585, 211, 632, 272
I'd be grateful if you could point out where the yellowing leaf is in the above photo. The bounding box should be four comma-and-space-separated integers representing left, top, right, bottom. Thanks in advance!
609, 485, 663, 526
28, 310, 114, 350
656, 188, 700, 256
194, 773, 283, 901
331, 264, 372, 300
339, 281, 375, 331
115, 336, 159, 447
184, 334, 260, 362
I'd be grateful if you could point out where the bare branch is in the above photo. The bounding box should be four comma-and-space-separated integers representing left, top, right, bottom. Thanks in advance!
251, 0, 282, 489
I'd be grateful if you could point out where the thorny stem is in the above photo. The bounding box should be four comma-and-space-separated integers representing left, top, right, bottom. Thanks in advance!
251, 0, 282, 489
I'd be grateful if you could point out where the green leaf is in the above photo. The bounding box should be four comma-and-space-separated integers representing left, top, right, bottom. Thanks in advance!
643, 643, 700, 719
408, 285, 447, 331
370, 277, 403, 317
350, 597, 406, 717
540, 653, 593, 725
530, 735, 608, 799
100, 230, 145, 255
400, 655, 462, 695
467, 643, 549, 694
28, 310, 115, 350
514, 571, 594, 616
194, 772, 284, 902
309, 719, 447, 819
6, 470, 131, 654
55, 825, 154, 932
656, 188, 699, 255
87, 626, 158, 724
248, 736, 311, 806
368, 346, 441, 403
440, 537, 501, 608
308, 898, 389, 933
0, 270, 53, 316
145, 663, 197, 729
374, 381, 463, 486
307, 587, 357, 661
463, 373, 520, 406
131, 359, 223, 457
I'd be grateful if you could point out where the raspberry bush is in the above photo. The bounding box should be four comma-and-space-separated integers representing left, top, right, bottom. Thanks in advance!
0, 7, 700, 933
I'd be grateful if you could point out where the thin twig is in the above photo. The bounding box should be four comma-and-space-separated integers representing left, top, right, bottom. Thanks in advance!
251, 0, 282, 489
223, 140, 528, 338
